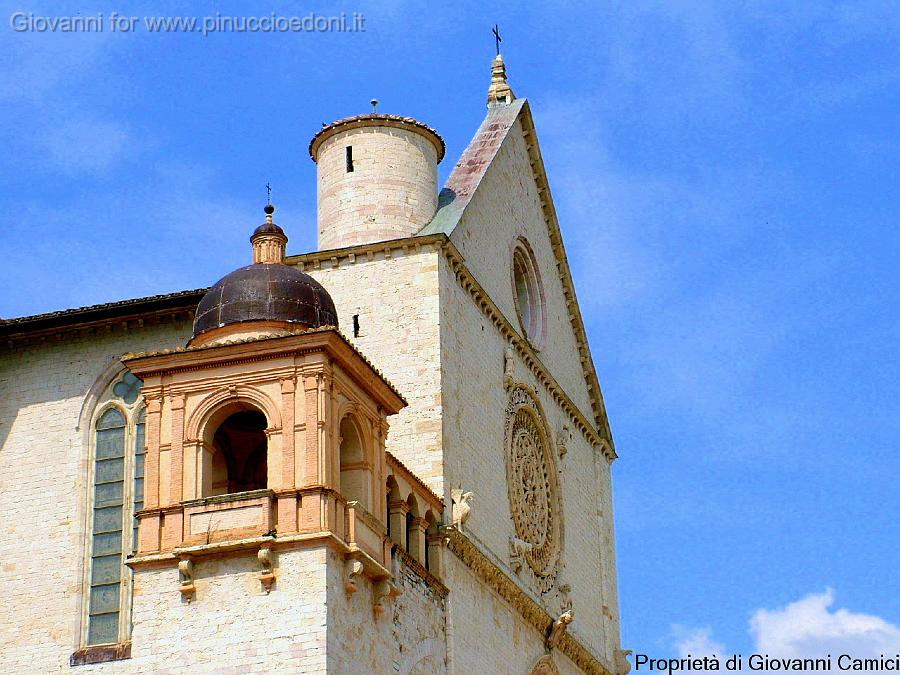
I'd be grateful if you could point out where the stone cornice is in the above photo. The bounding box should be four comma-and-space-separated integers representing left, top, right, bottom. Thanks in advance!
396, 547, 449, 598
284, 234, 447, 269
443, 526, 612, 675
285, 233, 613, 461
516, 101, 614, 450
127, 531, 353, 570
440, 240, 615, 461
386, 451, 445, 509
309, 113, 446, 163
122, 328, 406, 414
1, 307, 195, 351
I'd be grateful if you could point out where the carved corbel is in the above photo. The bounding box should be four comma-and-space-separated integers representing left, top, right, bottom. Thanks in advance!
509, 536, 533, 574
345, 559, 365, 597
546, 609, 574, 649
373, 579, 401, 617
178, 558, 195, 603
258, 547, 275, 593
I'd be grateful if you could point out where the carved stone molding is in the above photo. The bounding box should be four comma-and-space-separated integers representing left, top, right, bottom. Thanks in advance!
530, 655, 561, 675
440, 241, 615, 461
443, 527, 612, 675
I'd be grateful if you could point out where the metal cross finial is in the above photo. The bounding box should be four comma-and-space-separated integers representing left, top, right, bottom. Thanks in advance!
265, 182, 272, 205
492, 24, 502, 56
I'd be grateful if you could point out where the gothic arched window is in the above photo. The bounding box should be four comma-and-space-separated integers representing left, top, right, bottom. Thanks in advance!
83, 372, 145, 648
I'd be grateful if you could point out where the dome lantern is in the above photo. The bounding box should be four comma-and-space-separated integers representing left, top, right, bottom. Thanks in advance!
189, 206, 338, 347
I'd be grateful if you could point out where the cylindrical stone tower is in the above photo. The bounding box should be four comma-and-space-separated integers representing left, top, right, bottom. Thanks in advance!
309, 114, 445, 250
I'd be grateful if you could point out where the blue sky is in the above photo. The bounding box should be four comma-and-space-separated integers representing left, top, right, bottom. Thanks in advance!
2, 1, 898, 664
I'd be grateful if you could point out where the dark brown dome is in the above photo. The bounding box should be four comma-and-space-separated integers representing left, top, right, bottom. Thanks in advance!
251, 221, 286, 238
192, 264, 338, 339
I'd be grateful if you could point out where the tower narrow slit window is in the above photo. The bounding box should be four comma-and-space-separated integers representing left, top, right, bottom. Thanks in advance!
346, 145, 354, 172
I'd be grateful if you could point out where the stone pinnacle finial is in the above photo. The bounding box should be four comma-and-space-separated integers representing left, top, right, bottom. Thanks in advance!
487, 53, 515, 107
251, 204, 287, 264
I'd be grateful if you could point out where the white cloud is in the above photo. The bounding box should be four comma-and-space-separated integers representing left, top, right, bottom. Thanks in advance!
655, 591, 900, 674
673, 625, 727, 659
751, 590, 900, 666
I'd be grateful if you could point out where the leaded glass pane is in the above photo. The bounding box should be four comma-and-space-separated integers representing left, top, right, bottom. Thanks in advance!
95, 457, 124, 484
96, 408, 125, 431
87, 612, 119, 645
92, 531, 122, 557
133, 420, 146, 555
133, 453, 145, 477
94, 481, 124, 508
90, 554, 122, 585
87, 405, 130, 648
92, 505, 123, 534
89, 583, 121, 614
96, 428, 125, 460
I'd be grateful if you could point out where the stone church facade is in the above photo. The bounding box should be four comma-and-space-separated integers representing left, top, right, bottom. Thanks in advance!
0, 56, 625, 674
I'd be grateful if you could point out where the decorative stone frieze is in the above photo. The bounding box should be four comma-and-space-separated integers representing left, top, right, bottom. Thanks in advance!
443, 526, 612, 675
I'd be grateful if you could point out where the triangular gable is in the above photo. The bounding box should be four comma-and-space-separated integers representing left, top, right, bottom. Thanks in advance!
420, 100, 614, 450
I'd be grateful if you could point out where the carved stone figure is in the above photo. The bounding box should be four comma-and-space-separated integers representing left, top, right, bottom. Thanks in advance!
546, 609, 574, 649
509, 536, 533, 573
616, 649, 634, 674
556, 422, 570, 458
451, 489, 474, 532
504, 346, 516, 389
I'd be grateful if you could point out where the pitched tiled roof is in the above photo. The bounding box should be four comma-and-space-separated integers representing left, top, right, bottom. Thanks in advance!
418, 99, 525, 237
0, 289, 206, 336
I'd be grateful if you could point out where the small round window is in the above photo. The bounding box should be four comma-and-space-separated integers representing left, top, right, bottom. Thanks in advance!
511, 238, 546, 349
